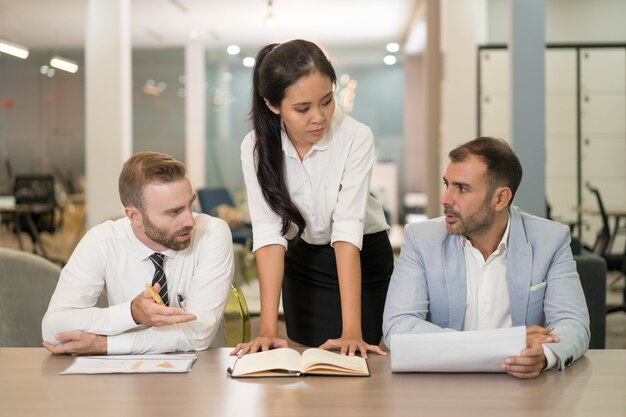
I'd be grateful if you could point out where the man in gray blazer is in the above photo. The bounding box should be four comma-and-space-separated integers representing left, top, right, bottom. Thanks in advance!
383, 137, 589, 379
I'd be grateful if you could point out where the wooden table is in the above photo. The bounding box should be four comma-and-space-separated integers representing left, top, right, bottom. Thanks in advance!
1, 348, 625, 417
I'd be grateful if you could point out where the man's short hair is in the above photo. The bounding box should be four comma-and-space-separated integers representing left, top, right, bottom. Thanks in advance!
449, 137, 523, 202
119, 152, 186, 210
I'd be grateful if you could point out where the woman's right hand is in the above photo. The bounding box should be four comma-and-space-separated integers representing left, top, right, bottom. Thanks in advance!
230, 336, 288, 358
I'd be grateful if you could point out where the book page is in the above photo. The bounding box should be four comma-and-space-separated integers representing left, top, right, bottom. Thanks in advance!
390, 326, 526, 372
61, 354, 197, 374
230, 348, 302, 377
301, 348, 369, 375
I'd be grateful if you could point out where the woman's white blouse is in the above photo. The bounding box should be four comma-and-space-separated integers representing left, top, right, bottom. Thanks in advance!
241, 111, 388, 252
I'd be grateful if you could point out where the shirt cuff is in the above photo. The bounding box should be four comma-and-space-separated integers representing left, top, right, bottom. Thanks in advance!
251, 236, 288, 252
107, 332, 134, 355
331, 220, 364, 250
110, 301, 139, 333
542, 344, 558, 370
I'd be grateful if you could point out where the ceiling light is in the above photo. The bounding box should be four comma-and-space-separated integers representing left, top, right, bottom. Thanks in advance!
383, 55, 397, 65
242, 57, 256, 67
265, 0, 276, 29
226, 45, 240, 55
50, 56, 79, 73
386, 42, 400, 53
0, 39, 29, 59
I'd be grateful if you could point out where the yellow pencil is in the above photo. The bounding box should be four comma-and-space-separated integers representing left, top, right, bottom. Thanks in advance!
145, 283, 181, 329
539, 328, 553, 335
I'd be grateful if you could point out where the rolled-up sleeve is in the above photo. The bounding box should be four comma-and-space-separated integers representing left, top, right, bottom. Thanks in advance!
330, 127, 374, 250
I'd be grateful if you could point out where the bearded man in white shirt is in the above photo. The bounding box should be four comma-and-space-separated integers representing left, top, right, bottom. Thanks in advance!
42, 152, 234, 355
383, 137, 589, 379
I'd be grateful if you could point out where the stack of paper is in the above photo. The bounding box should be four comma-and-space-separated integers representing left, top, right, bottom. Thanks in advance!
390, 326, 526, 372
61, 354, 198, 374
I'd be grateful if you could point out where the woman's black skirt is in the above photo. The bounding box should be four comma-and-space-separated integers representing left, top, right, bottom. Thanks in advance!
282, 230, 393, 346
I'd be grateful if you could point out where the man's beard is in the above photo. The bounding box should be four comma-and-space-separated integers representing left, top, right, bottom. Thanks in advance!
443, 197, 495, 237
142, 214, 193, 251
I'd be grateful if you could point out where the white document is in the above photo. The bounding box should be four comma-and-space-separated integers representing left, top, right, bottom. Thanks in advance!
390, 326, 526, 373
61, 354, 198, 375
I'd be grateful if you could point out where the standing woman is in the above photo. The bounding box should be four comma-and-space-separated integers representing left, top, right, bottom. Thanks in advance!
233, 39, 393, 357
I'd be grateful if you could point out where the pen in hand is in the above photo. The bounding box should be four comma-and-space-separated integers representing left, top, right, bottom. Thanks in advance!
145, 283, 182, 329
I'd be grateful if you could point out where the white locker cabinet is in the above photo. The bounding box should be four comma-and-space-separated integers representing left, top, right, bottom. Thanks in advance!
478, 45, 626, 247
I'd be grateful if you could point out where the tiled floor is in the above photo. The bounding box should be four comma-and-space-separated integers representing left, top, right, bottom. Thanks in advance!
1, 205, 624, 349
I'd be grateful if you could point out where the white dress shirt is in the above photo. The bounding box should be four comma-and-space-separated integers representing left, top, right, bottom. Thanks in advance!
460, 218, 557, 369
42, 213, 234, 354
241, 110, 388, 252
461, 221, 512, 331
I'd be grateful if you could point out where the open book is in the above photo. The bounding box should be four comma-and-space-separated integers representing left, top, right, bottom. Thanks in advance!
228, 348, 370, 377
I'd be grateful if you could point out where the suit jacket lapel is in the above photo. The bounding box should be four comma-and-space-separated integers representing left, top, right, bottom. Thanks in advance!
443, 235, 466, 330
507, 207, 532, 326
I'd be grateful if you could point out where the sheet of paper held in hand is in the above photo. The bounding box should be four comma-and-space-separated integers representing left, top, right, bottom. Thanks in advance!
390, 326, 526, 372
60, 354, 198, 375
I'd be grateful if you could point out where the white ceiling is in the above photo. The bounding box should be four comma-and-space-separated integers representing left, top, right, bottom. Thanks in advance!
0, 0, 418, 57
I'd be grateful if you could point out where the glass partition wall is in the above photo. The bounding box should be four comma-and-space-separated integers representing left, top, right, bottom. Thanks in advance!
0, 46, 405, 220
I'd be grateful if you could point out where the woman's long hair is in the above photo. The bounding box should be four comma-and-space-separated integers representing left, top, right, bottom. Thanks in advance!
250, 39, 337, 239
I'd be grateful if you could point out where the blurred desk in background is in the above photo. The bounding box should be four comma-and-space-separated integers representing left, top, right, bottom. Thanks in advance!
0, 203, 57, 258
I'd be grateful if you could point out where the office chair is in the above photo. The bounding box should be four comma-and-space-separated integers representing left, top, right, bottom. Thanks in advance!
574, 252, 607, 348
606, 248, 626, 314
586, 183, 625, 314
546, 197, 581, 254
224, 282, 251, 347
585, 183, 623, 270
12, 174, 63, 243
196, 187, 253, 246
0, 248, 61, 347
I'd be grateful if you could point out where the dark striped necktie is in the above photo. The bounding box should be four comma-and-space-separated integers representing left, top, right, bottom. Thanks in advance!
149, 252, 169, 306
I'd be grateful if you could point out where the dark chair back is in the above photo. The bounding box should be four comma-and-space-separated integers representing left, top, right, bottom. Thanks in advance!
585, 183, 612, 256
197, 187, 235, 215
574, 252, 606, 349
14, 174, 56, 205
12, 174, 61, 235
196, 187, 253, 246
586, 183, 624, 273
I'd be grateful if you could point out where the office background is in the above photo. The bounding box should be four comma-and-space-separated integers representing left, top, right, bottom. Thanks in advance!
1, 0, 624, 223
0, 0, 624, 346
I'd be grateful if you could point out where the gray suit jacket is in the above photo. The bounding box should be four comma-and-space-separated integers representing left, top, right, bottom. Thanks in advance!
383, 206, 590, 370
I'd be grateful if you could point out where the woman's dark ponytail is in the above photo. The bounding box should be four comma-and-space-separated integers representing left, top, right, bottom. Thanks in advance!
250, 43, 306, 239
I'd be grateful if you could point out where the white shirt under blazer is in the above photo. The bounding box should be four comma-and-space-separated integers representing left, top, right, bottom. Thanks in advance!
241, 110, 389, 253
